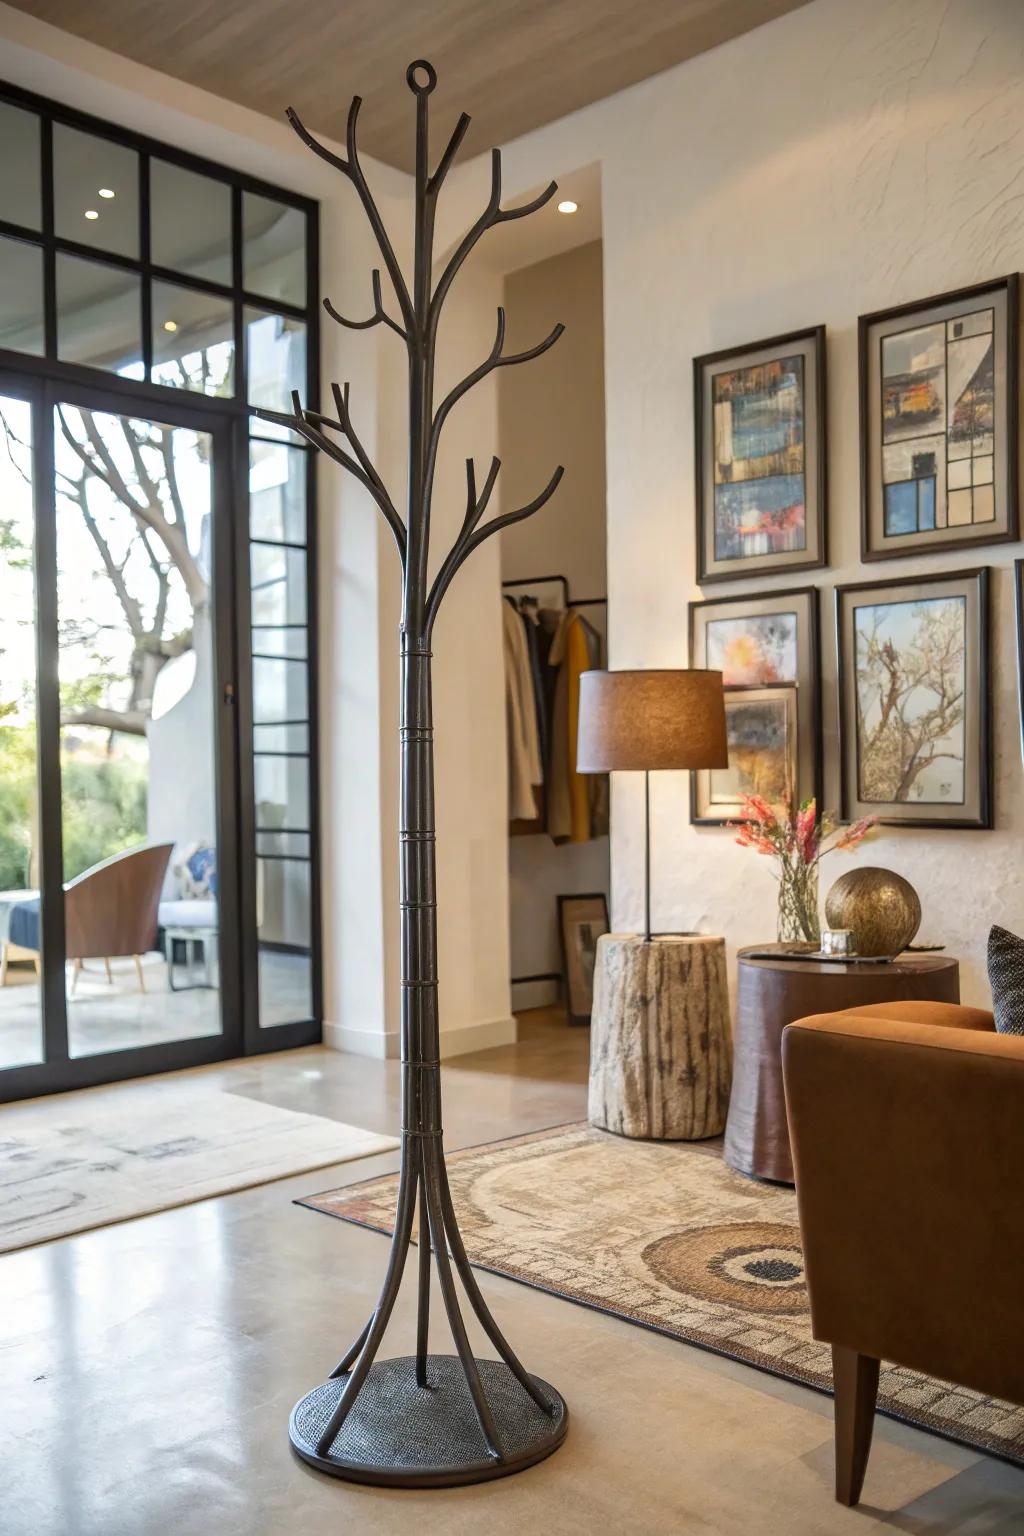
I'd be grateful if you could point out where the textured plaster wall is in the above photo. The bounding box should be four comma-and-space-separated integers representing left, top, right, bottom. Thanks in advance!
440, 0, 1024, 1006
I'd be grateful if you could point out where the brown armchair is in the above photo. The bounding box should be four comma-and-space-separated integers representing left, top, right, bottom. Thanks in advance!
65, 843, 173, 991
782, 1000, 1024, 1506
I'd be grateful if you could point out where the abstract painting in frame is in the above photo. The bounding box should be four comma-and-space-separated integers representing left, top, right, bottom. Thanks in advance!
860, 275, 1019, 559
836, 568, 991, 829
695, 327, 827, 583
689, 586, 820, 825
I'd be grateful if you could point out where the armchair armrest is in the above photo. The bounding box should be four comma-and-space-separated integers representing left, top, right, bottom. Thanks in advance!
782, 1012, 1024, 1407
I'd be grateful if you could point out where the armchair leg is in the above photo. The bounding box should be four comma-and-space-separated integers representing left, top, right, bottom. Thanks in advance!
134, 955, 146, 993
832, 1344, 879, 1506
0, 943, 7, 987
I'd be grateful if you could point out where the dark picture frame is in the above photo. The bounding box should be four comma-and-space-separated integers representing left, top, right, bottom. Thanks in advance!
689, 586, 821, 825
694, 326, 827, 584
557, 892, 609, 1025
859, 275, 1019, 561
836, 567, 991, 829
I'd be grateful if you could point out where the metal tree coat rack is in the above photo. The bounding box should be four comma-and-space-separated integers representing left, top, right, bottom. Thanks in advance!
257, 59, 568, 1487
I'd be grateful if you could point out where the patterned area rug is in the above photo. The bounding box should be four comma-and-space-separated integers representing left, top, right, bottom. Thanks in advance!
301, 1121, 1024, 1466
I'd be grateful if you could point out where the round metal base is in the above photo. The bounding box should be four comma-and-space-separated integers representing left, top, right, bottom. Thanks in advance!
289, 1355, 568, 1488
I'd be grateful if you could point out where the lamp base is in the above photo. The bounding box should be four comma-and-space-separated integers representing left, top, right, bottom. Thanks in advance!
289, 1355, 568, 1488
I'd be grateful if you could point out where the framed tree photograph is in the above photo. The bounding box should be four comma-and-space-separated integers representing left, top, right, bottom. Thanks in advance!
836, 568, 991, 829
689, 586, 820, 824
694, 326, 827, 583
557, 892, 609, 1025
860, 275, 1019, 560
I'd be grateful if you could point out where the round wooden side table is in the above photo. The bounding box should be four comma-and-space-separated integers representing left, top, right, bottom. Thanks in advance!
723, 946, 959, 1184
588, 933, 732, 1140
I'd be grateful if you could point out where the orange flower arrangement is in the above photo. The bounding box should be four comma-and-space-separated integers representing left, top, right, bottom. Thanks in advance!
731, 795, 876, 944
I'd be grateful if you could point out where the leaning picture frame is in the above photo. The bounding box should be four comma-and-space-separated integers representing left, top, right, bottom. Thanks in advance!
859, 274, 1019, 561
557, 892, 609, 1026
836, 567, 991, 829
694, 326, 827, 584
689, 586, 821, 824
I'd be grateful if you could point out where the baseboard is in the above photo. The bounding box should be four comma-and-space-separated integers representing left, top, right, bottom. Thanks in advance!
322, 1019, 397, 1059
322, 1014, 518, 1060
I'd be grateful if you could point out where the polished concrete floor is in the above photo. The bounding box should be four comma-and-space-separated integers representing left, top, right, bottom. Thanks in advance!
1, 1012, 1022, 1535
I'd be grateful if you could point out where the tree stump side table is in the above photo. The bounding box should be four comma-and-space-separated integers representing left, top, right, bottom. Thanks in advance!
588, 934, 732, 1140
724, 946, 960, 1183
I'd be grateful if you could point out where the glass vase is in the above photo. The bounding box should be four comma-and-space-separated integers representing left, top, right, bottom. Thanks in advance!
777, 860, 821, 946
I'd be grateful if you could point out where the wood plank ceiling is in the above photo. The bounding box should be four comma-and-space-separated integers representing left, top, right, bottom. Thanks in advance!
7, 0, 810, 170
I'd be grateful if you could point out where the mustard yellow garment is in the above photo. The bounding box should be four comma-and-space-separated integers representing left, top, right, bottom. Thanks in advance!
565, 614, 592, 844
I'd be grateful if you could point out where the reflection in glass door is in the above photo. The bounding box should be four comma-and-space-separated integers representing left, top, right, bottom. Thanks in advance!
53, 403, 223, 1057
0, 392, 44, 1070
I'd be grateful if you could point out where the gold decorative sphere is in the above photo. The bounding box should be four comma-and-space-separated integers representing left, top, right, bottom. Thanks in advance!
824, 867, 922, 957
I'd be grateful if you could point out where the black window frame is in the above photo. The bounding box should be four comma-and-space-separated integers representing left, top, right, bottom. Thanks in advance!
0, 80, 323, 1098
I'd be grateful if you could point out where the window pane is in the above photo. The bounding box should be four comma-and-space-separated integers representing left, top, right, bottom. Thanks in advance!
256, 832, 310, 858
251, 543, 307, 627
57, 255, 143, 377
53, 404, 223, 1058
253, 723, 308, 754
0, 103, 42, 230
244, 306, 306, 422
151, 160, 232, 285
151, 281, 235, 396
250, 438, 306, 542
255, 754, 310, 831
258, 930, 313, 1027
54, 125, 138, 258
0, 393, 44, 1069
251, 625, 307, 659
243, 193, 306, 307
253, 656, 307, 724
0, 237, 44, 356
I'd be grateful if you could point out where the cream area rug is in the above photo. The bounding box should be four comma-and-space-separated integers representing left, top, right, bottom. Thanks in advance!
302, 1122, 1024, 1467
0, 1078, 398, 1253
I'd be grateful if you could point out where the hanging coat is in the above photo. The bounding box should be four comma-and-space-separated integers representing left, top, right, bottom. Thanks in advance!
502, 599, 543, 821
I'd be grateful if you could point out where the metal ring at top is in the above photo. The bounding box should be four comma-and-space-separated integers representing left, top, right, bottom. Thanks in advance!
406, 60, 437, 95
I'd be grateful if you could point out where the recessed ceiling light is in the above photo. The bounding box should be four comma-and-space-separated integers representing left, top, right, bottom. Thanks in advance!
557, 199, 578, 215
98, 187, 115, 199
163, 320, 179, 333
84, 209, 99, 220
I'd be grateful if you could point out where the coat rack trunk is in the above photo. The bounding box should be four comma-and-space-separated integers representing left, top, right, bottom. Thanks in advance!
257, 59, 568, 1487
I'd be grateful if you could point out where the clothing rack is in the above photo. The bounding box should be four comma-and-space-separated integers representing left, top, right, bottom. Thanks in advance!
501, 573, 607, 610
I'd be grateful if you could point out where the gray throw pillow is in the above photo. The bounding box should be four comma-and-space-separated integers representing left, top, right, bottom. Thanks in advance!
987, 925, 1024, 1036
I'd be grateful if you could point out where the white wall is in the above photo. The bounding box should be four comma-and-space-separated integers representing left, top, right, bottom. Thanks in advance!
437, 0, 1024, 1007
499, 242, 610, 1007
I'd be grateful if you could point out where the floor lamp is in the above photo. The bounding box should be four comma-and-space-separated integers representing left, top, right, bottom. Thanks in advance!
577, 670, 728, 941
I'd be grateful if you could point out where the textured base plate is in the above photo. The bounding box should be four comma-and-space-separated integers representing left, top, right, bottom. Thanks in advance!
289, 1354, 568, 1487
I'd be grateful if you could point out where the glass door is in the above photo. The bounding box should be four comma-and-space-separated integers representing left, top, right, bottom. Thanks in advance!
53, 398, 229, 1059
0, 386, 44, 1071
0, 377, 242, 1094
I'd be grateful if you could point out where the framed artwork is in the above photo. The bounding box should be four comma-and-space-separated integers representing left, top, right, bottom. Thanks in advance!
557, 892, 609, 1026
694, 326, 827, 583
695, 685, 797, 822
859, 275, 1019, 560
836, 568, 991, 829
689, 586, 820, 825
